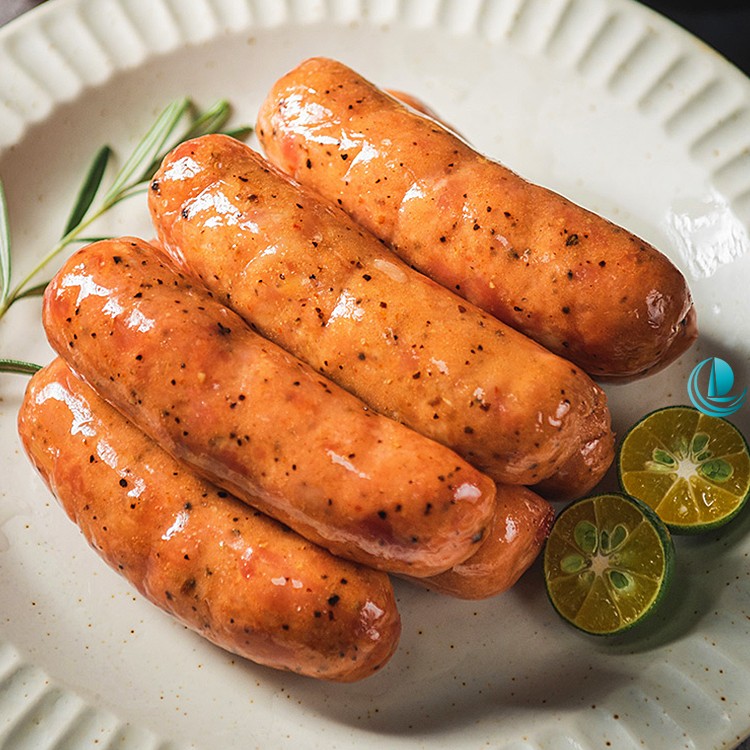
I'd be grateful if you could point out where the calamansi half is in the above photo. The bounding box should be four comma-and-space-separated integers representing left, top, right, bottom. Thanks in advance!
543, 493, 674, 635
618, 406, 750, 534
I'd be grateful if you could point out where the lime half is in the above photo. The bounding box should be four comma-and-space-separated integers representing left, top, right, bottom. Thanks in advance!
544, 493, 674, 635
618, 406, 750, 534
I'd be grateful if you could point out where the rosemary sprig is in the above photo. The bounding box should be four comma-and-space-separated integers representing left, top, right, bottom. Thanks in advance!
62, 145, 113, 237
101, 97, 190, 209
0, 97, 251, 319
0, 359, 42, 375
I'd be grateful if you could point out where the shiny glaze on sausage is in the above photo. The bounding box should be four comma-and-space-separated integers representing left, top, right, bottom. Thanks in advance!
42, 238, 496, 577
257, 57, 697, 381
149, 135, 613, 498
405, 484, 554, 599
18, 359, 401, 681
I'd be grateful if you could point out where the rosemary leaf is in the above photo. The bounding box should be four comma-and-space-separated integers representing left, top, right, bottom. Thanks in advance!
14, 281, 49, 300
0, 358, 42, 375
223, 125, 254, 141
140, 99, 236, 182
0, 178, 10, 305
66, 236, 113, 244
62, 145, 112, 237
102, 97, 191, 207
181, 99, 232, 142
115, 185, 150, 202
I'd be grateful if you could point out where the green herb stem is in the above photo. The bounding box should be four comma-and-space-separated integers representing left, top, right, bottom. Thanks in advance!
0, 202, 112, 317
0, 97, 250, 323
0, 358, 42, 375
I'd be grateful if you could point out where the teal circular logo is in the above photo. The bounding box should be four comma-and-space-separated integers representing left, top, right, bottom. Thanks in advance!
688, 357, 746, 417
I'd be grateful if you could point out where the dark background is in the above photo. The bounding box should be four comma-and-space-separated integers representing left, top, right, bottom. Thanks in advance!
643, 0, 750, 77
1, 0, 750, 79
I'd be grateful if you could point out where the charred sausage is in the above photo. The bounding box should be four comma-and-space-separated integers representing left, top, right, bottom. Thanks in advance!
42, 237, 495, 577
148, 135, 613, 498
257, 57, 697, 380
18, 358, 401, 681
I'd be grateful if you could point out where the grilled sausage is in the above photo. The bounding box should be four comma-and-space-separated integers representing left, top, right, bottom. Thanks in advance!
384, 89, 450, 127
148, 135, 613, 498
405, 484, 554, 599
17, 358, 401, 681
42, 237, 496, 577
257, 57, 697, 380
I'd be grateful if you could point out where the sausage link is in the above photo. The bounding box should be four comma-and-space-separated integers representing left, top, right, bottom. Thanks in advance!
17, 359, 401, 681
148, 135, 613, 497
407, 484, 554, 599
42, 238, 495, 577
384, 90, 451, 128
257, 57, 697, 381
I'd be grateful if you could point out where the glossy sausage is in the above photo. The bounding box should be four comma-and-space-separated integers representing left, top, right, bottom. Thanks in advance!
384, 89, 450, 127
42, 237, 496, 577
148, 135, 613, 498
257, 57, 697, 381
404, 484, 554, 599
18, 358, 401, 681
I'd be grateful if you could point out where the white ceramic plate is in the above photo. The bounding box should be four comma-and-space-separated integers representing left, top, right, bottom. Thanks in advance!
1, 1, 750, 748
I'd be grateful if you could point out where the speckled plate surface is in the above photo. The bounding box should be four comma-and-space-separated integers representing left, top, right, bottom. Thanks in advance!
1, 0, 750, 748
